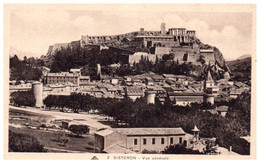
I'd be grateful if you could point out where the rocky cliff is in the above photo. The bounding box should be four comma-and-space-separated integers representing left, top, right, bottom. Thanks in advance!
192, 37, 230, 72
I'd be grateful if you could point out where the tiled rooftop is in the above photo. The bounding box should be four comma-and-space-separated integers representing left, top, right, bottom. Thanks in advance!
113, 127, 185, 136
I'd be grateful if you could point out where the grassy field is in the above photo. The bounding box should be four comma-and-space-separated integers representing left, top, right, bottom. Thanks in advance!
9, 108, 53, 126
9, 108, 95, 153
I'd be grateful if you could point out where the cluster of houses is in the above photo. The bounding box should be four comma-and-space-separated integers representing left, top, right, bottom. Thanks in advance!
9, 66, 250, 111
9, 66, 249, 155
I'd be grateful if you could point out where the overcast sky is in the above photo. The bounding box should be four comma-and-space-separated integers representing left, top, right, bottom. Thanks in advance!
9, 5, 253, 60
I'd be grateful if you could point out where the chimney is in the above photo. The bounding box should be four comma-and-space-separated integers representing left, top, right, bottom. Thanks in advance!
140, 28, 144, 35
161, 23, 166, 35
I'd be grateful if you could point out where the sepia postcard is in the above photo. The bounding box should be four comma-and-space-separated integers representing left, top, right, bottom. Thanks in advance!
3, 4, 256, 160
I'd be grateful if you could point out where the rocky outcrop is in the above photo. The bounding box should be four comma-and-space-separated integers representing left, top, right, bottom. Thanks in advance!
192, 37, 230, 72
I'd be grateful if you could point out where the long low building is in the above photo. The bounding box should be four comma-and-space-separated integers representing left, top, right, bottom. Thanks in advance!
44, 68, 90, 86
94, 127, 186, 153
168, 92, 205, 106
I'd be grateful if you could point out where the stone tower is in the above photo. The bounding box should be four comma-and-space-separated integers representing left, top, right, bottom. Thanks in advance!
204, 70, 215, 105
32, 81, 43, 108
145, 90, 156, 104
205, 70, 214, 90
161, 23, 166, 35
97, 63, 101, 80
140, 28, 145, 35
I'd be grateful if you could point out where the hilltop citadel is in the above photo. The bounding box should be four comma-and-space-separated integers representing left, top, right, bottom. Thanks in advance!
46, 23, 216, 66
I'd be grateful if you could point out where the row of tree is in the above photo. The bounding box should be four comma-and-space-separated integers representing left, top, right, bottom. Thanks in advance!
43, 94, 96, 113
42, 91, 250, 155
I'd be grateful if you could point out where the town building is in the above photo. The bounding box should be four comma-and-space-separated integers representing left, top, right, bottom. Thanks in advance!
44, 68, 90, 86
9, 83, 32, 94
216, 105, 229, 117
94, 127, 186, 153
229, 89, 242, 99
125, 87, 144, 101
168, 92, 205, 106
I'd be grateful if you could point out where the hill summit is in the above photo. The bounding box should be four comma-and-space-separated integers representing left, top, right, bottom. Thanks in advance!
226, 55, 251, 85
237, 54, 251, 60
42, 23, 229, 74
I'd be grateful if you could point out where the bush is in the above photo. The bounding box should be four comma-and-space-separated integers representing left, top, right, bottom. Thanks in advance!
162, 144, 203, 154
52, 136, 69, 147
9, 130, 46, 152
68, 125, 89, 137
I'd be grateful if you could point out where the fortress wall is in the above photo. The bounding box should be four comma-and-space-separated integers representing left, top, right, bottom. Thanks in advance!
53, 43, 69, 50
151, 41, 179, 48
152, 47, 205, 65
46, 45, 54, 56
129, 52, 163, 65
187, 54, 201, 65
170, 48, 200, 64
155, 47, 172, 55
129, 52, 149, 65
70, 40, 80, 48
202, 53, 215, 64
81, 31, 139, 45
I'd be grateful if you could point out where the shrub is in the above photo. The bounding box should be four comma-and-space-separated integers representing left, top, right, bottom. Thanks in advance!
9, 130, 46, 152
68, 125, 89, 137
162, 144, 203, 154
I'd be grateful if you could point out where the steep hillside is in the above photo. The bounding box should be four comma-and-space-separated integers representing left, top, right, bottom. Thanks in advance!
192, 37, 229, 72
226, 57, 251, 85
40, 32, 229, 81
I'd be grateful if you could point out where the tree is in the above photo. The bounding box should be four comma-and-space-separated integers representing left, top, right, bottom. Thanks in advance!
162, 144, 202, 154
10, 55, 20, 68
10, 91, 36, 107
55, 95, 69, 112
66, 93, 85, 113
68, 125, 89, 137
9, 130, 46, 152
43, 95, 57, 110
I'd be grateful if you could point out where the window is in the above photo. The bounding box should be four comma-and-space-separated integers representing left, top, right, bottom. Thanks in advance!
152, 138, 155, 144
170, 137, 174, 144
183, 53, 188, 61
143, 138, 146, 145
134, 139, 138, 145
161, 138, 164, 144
179, 137, 183, 144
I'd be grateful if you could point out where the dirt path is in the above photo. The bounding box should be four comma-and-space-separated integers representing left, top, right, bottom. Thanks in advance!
9, 106, 111, 131
44, 147, 86, 153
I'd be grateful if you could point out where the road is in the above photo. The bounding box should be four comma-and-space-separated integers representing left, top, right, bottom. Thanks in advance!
9, 105, 112, 132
